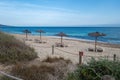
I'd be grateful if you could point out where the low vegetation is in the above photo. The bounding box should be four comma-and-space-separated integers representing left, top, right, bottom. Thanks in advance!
0, 32, 37, 64
2, 31, 119, 80
1, 57, 74, 80
11, 64, 55, 80
66, 59, 120, 80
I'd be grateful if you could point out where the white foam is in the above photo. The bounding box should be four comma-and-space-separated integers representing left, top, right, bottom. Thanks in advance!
46, 36, 106, 43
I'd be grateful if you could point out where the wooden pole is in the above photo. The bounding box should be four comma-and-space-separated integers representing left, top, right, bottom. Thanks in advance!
52, 45, 54, 55
113, 54, 116, 61
79, 51, 83, 64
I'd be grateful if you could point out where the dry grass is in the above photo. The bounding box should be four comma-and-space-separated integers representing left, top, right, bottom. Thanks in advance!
0, 32, 38, 64
7, 57, 75, 80
11, 64, 55, 80
42, 56, 71, 64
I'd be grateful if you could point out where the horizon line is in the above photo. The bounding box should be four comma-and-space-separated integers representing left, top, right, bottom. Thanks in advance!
1, 24, 120, 27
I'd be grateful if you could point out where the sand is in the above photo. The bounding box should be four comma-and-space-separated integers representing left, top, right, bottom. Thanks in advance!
11, 34, 120, 64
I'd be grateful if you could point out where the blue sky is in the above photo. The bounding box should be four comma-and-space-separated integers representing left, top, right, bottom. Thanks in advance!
0, 0, 120, 26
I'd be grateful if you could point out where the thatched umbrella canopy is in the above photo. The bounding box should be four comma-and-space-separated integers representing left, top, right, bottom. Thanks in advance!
36, 30, 45, 42
55, 32, 68, 45
88, 32, 106, 52
23, 29, 31, 39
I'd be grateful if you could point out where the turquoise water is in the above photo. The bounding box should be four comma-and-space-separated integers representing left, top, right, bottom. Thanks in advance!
0, 26, 120, 44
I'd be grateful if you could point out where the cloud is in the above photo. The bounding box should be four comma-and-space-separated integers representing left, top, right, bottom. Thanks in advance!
0, 1, 119, 26
0, 1, 83, 26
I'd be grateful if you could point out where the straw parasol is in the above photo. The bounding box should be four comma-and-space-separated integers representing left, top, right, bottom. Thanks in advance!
56, 32, 68, 45
23, 29, 31, 39
88, 32, 106, 52
36, 30, 45, 42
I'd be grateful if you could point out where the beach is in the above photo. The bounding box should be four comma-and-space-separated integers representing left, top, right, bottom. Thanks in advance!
11, 33, 120, 64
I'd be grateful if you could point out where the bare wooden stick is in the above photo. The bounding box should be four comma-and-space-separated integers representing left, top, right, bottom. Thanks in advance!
0, 71, 23, 80
79, 51, 83, 64
52, 45, 54, 55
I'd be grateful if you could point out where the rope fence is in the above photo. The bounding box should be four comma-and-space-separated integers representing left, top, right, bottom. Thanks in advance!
55, 47, 78, 56
0, 71, 23, 80
24, 40, 120, 63
31, 44, 51, 48
51, 45, 120, 64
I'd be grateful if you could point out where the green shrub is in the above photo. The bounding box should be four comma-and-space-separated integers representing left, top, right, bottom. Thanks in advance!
66, 59, 120, 80
0, 32, 38, 64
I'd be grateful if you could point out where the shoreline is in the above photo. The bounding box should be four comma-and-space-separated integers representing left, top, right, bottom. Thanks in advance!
10, 33, 120, 49
52, 36, 120, 48
1, 30, 120, 47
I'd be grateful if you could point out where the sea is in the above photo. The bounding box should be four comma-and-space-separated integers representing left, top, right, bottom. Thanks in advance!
0, 26, 120, 44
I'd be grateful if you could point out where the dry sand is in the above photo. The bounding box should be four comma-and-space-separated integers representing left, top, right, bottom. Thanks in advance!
11, 34, 120, 64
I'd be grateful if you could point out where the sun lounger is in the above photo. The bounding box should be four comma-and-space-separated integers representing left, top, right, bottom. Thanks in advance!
88, 47, 103, 52
34, 39, 40, 43
34, 39, 46, 43
25, 38, 32, 41
88, 48, 94, 51
55, 43, 68, 47
97, 48, 103, 52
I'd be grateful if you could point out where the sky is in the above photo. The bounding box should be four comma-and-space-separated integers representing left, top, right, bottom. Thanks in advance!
0, 0, 120, 26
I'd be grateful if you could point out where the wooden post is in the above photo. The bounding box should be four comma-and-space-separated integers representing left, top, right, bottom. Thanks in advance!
106, 56, 108, 60
79, 51, 83, 64
52, 45, 54, 55
113, 54, 116, 61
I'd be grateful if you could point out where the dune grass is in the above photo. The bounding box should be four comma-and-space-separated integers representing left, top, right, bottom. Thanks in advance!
42, 56, 71, 63
11, 64, 55, 80
1, 57, 73, 80
66, 59, 120, 80
2, 58, 72, 80
0, 32, 37, 64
